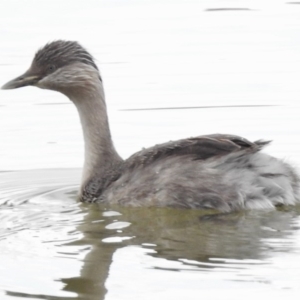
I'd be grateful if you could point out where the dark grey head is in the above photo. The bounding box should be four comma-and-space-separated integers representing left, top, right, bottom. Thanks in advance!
2, 40, 101, 92
34, 40, 99, 73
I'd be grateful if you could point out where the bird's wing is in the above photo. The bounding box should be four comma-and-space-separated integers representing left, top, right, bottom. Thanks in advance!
124, 134, 270, 170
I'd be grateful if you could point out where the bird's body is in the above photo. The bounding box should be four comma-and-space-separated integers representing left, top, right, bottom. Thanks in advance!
2, 41, 300, 212
83, 135, 300, 211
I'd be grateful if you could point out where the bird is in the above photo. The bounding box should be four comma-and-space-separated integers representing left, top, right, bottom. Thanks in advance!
2, 40, 300, 212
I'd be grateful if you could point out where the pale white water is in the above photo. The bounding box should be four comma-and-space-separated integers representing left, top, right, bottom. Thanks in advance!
1, 0, 300, 299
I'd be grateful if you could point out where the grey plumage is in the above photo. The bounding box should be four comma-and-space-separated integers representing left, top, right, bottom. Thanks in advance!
2, 40, 300, 212
35, 40, 99, 72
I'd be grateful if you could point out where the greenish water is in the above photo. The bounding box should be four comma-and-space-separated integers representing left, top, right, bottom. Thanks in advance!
1, 170, 300, 299
1, 0, 300, 299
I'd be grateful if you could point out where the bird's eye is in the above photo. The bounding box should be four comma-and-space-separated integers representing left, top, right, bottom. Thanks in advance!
48, 65, 55, 72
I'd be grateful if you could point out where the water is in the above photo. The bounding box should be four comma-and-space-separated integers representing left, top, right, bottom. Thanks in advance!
1, 0, 300, 299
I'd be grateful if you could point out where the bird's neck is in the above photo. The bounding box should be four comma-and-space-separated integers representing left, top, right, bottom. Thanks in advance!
68, 81, 122, 195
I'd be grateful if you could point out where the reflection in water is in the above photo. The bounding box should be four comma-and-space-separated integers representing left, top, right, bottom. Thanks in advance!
1, 0, 300, 298
1, 172, 300, 299
63, 204, 300, 299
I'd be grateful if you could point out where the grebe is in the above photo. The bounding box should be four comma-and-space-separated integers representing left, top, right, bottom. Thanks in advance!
2, 41, 300, 212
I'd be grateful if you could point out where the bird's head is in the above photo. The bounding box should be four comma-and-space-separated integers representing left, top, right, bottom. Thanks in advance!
2, 40, 101, 96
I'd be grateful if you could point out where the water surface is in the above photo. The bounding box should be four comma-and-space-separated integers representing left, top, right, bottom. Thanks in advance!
1, 0, 300, 299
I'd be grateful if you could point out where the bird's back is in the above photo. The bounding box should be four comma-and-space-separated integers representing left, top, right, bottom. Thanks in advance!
95, 135, 300, 212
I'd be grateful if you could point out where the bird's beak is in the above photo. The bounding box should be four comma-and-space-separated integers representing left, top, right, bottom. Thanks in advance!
1, 69, 40, 90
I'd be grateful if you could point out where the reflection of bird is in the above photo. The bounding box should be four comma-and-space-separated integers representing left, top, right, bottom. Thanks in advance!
2, 40, 300, 212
